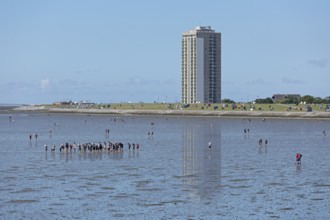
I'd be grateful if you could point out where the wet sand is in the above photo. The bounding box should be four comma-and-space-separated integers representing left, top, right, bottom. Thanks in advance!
11, 105, 330, 119
1, 113, 330, 219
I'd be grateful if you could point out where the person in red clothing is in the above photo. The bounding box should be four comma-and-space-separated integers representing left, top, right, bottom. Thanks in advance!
296, 153, 302, 164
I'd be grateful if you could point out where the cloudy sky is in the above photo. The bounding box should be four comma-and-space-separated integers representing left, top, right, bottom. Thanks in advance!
0, 0, 329, 104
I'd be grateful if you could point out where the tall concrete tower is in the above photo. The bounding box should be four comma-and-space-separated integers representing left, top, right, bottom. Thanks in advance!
181, 26, 221, 104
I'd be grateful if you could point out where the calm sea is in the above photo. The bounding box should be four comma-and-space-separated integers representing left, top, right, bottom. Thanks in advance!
0, 113, 329, 219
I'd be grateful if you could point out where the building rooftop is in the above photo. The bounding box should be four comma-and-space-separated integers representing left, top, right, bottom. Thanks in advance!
183, 26, 217, 35
195, 26, 212, 30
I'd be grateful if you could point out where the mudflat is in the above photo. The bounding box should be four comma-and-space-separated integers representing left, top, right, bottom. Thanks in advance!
12, 105, 330, 119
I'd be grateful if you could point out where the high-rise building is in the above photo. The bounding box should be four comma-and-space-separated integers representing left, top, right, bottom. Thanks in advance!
181, 26, 221, 104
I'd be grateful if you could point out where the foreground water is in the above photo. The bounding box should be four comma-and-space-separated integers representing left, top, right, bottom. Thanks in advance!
0, 113, 329, 219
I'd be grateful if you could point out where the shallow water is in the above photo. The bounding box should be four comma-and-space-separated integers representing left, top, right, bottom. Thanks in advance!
0, 113, 330, 219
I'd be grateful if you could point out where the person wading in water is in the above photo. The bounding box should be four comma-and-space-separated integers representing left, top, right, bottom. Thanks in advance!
296, 153, 302, 164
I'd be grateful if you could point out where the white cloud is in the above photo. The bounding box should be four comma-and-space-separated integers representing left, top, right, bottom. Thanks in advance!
126, 76, 176, 86
246, 79, 272, 85
282, 77, 305, 84
128, 76, 146, 85
40, 79, 50, 89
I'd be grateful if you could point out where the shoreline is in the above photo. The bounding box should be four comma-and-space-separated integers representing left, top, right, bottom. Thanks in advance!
8, 105, 330, 119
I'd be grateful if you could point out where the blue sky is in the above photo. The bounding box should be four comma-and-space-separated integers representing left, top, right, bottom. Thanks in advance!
1, 0, 329, 104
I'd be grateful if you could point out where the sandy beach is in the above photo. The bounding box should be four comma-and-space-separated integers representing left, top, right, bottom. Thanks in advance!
10, 105, 330, 119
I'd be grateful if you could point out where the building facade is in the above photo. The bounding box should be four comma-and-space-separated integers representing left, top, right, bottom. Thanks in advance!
181, 26, 221, 104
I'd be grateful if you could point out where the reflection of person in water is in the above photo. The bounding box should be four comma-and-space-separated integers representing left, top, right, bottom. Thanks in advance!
296, 153, 302, 164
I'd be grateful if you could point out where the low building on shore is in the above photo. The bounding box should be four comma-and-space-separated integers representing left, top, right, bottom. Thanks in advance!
272, 94, 301, 102
53, 101, 75, 106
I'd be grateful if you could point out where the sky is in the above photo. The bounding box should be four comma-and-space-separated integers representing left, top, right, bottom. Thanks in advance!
0, 0, 329, 104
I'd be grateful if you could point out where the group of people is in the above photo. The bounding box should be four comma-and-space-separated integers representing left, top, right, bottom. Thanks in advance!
245, 118, 305, 164
258, 138, 268, 146
29, 133, 38, 141
244, 128, 250, 134
44, 141, 140, 153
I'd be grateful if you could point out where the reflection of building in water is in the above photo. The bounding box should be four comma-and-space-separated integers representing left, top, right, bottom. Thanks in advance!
181, 121, 222, 198
182, 124, 199, 185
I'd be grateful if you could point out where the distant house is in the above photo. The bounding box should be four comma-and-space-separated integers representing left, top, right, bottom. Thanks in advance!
53, 101, 75, 106
272, 94, 301, 102
78, 101, 95, 107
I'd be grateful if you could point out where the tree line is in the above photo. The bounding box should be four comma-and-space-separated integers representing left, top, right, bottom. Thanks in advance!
222, 96, 330, 104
